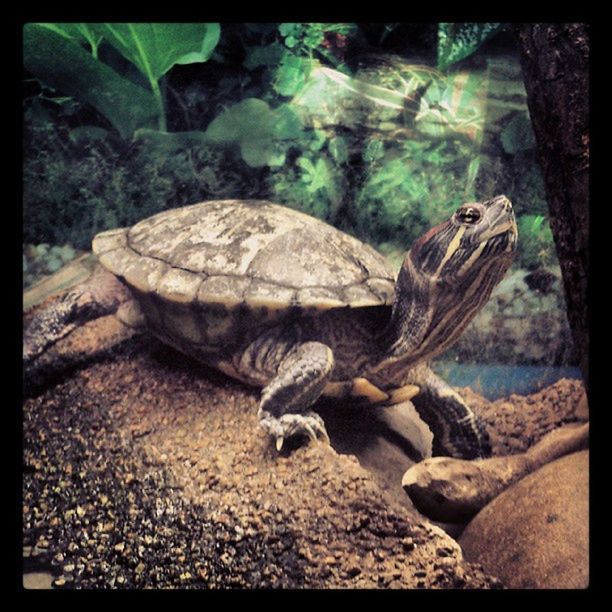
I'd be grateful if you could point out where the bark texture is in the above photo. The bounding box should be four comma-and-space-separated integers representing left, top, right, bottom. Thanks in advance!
515, 23, 590, 392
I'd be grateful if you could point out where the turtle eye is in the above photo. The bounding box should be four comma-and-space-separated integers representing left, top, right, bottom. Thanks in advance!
456, 206, 482, 225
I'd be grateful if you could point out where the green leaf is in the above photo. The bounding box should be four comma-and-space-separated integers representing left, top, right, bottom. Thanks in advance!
278, 23, 299, 38
243, 42, 285, 70
307, 128, 327, 152
297, 155, 316, 175
329, 136, 348, 164
37, 23, 104, 56
362, 138, 384, 162
204, 98, 302, 168
241, 140, 286, 168
274, 54, 313, 96
204, 98, 273, 144
100, 23, 220, 83
68, 126, 110, 144
23, 23, 159, 138
437, 23, 505, 71
272, 104, 304, 139
306, 158, 331, 193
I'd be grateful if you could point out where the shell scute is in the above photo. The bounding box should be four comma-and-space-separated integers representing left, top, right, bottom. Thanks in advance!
156, 268, 203, 304
197, 274, 251, 306
123, 257, 170, 294
95, 200, 397, 313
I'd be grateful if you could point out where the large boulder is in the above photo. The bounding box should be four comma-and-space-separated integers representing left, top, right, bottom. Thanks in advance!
459, 450, 589, 589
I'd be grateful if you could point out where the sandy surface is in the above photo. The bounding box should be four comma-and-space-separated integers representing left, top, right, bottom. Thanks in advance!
23, 329, 502, 589
22, 317, 586, 589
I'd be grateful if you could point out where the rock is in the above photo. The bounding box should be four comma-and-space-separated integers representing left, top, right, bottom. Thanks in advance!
461, 378, 587, 457
22, 317, 499, 589
459, 450, 589, 589
575, 391, 589, 421
23, 572, 54, 590
23, 252, 97, 312
401, 422, 588, 523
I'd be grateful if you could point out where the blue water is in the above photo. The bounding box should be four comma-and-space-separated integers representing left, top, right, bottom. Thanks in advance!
432, 362, 582, 400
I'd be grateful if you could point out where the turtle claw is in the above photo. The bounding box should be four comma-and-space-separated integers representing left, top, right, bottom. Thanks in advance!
259, 410, 330, 450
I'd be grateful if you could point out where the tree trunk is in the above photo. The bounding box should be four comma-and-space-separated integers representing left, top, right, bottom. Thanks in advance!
515, 23, 590, 395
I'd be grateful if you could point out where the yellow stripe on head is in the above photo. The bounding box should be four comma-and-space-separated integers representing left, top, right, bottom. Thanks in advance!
434, 226, 465, 278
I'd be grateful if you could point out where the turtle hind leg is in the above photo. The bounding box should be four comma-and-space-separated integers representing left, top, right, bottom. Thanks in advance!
409, 365, 491, 459
256, 341, 335, 450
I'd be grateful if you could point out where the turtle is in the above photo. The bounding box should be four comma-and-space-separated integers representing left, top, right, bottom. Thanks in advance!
24, 195, 517, 459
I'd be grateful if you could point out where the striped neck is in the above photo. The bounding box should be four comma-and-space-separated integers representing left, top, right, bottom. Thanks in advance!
373, 196, 516, 378
377, 231, 513, 377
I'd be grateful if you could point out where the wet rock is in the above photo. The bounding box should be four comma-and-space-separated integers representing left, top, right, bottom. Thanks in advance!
459, 450, 589, 589
401, 422, 588, 522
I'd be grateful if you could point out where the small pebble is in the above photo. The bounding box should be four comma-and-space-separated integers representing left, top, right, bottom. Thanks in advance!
401, 537, 415, 551
345, 565, 361, 577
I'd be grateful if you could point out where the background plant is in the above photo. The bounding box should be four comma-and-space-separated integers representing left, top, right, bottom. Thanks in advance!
24, 23, 221, 136
23, 22, 556, 278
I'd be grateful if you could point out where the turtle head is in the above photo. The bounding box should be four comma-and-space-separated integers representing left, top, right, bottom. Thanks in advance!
386, 196, 517, 364
409, 195, 517, 282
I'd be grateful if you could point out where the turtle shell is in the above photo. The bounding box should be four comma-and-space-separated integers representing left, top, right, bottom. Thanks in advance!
92, 200, 396, 355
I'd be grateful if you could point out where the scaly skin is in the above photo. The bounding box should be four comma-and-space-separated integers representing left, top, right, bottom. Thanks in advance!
23, 267, 132, 366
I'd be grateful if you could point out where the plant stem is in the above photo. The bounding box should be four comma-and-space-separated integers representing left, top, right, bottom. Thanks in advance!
150, 78, 167, 132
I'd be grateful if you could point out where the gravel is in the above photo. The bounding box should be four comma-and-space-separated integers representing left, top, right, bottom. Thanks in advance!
23, 338, 501, 589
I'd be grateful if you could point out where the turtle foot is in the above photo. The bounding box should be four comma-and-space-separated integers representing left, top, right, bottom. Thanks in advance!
258, 410, 330, 451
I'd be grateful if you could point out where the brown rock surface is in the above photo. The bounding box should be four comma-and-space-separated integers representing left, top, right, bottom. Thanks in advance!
461, 380, 587, 456
23, 324, 499, 589
459, 450, 589, 589
402, 422, 589, 523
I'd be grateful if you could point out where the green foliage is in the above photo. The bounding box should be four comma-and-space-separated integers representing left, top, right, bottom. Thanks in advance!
274, 54, 315, 97
269, 150, 346, 221
355, 139, 477, 247
23, 24, 159, 138
23, 102, 263, 248
204, 98, 304, 167
100, 23, 220, 82
276, 23, 356, 62
24, 22, 220, 135
23, 20, 556, 286
437, 23, 505, 70
417, 69, 488, 144
243, 42, 285, 70
37, 23, 104, 57
243, 23, 356, 98
517, 215, 555, 270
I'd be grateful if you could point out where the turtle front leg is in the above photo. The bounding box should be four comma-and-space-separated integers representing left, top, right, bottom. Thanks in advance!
408, 364, 491, 459
254, 341, 334, 450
